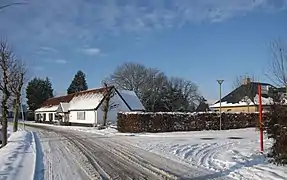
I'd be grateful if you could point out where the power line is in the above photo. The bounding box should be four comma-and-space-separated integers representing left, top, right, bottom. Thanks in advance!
0, 2, 27, 10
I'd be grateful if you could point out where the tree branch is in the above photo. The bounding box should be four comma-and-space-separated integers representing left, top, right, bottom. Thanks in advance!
0, 2, 27, 10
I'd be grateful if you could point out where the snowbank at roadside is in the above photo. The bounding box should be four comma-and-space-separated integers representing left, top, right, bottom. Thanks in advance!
122, 128, 287, 180
59, 125, 118, 136
24, 122, 120, 136
0, 130, 36, 180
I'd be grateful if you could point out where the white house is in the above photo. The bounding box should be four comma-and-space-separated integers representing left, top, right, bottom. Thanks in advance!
34, 86, 145, 126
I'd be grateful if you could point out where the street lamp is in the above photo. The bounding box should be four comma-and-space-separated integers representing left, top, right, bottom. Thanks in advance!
217, 79, 224, 130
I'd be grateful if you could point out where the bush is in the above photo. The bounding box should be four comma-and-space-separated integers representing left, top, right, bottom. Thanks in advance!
27, 111, 35, 121
117, 112, 260, 133
266, 92, 287, 165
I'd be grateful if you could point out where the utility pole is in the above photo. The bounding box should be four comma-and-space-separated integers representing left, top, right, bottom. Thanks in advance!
217, 80, 224, 130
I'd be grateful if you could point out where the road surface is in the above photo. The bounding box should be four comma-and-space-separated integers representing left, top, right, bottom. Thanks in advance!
27, 124, 231, 180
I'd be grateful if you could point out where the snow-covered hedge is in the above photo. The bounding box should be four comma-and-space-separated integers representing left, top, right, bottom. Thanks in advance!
117, 112, 263, 133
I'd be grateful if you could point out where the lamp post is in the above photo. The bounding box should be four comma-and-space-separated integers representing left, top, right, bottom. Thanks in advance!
217, 80, 224, 130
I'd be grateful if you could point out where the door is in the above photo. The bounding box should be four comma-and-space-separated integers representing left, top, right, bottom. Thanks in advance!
64, 113, 69, 122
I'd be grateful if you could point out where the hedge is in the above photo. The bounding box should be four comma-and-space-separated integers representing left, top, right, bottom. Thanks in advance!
117, 112, 269, 133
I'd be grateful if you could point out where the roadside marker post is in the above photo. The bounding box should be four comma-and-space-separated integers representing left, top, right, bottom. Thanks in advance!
258, 84, 264, 153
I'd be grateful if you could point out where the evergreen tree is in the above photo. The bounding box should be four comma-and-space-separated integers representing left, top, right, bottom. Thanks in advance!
67, 70, 88, 94
26, 77, 54, 112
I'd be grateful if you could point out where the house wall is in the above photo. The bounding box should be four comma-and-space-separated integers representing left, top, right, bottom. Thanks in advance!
97, 93, 130, 125
69, 110, 96, 124
213, 105, 271, 113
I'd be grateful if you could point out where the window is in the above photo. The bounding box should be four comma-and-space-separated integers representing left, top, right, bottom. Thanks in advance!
77, 112, 85, 120
43, 113, 46, 121
49, 113, 53, 121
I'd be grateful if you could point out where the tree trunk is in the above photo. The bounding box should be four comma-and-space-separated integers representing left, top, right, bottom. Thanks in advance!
1, 93, 9, 147
13, 98, 20, 132
103, 108, 108, 126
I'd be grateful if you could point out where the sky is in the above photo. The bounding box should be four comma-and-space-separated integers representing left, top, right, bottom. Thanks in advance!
0, 0, 287, 103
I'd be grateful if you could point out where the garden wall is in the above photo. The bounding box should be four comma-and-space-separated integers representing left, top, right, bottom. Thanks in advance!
117, 112, 269, 133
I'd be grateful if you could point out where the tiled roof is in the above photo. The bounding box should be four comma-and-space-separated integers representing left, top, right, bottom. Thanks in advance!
214, 82, 275, 104
41, 94, 74, 107
40, 86, 114, 107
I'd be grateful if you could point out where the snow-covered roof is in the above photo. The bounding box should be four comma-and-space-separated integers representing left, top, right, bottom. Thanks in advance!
35, 86, 145, 112
118, 90, 145, 111
35, 105, 58, 112
68, 92, 104, 111
56, 102, 70, 113
61, 102, 70, 112
210, 94, 274, 108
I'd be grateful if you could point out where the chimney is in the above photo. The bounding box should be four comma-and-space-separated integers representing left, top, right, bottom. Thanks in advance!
243, 77, 251, 85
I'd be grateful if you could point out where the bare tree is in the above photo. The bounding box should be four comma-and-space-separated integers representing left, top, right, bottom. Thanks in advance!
101, 83, 118, 127
107, 62, 165, 111
169, 77, 200, 105
0, 40, 16, 147
9, 59, 28, 132
108, 62, 147, 95
108, 62, 200, 112
267, 39, 287, 87
141, 69, 168, 111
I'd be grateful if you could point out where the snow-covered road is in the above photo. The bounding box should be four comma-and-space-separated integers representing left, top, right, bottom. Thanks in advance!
33, 129, 92, 180
27, 124, 230, 180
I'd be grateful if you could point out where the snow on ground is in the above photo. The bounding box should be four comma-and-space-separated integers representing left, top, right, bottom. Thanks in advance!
24, 121, 119, 136
121, 128, 287, 180
58, 125, 119, 136
25, 122, 287, 179
0, 130, 36, 180
33, 129, 92, 179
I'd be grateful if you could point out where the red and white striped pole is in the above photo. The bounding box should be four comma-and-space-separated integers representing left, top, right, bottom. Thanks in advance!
258, 84, 264, 152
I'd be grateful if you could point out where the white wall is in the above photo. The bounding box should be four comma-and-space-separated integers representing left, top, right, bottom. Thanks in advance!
97, 93, 130, 125
69, 110, 96, 124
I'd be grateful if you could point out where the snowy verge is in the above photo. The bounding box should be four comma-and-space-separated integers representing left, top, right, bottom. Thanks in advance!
0, 130, 36, 180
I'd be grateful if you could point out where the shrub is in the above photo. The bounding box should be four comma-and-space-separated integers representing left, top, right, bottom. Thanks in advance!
117, 112, 260, 133
266, 91, 287, 165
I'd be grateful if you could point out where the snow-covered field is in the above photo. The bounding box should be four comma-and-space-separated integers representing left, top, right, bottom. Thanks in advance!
0, 130, 36, 180
47, 124, 287, 180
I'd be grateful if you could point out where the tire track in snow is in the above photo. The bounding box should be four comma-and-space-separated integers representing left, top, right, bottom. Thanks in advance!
27, 123, 231, 180
62, 131, 174, 180
104, 137, 231, 180
92, 137, 179, 179
32, 129, 94, 180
